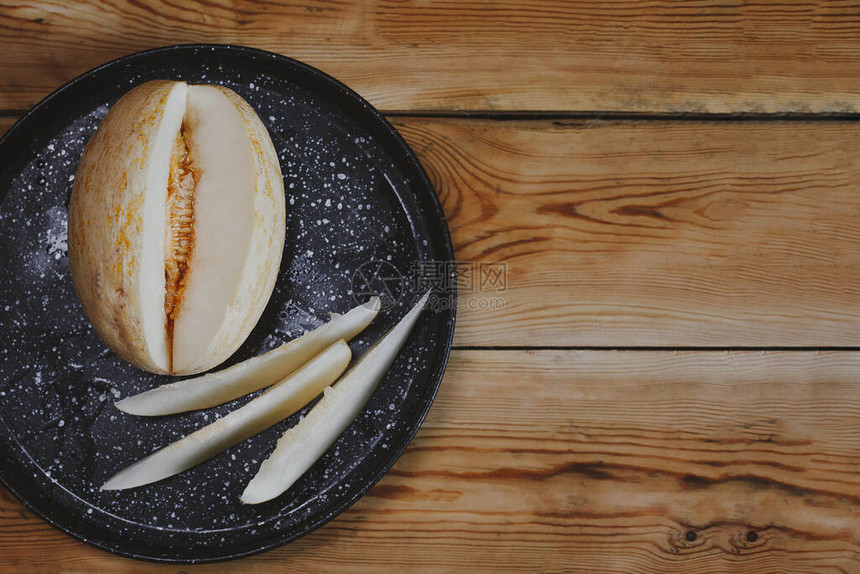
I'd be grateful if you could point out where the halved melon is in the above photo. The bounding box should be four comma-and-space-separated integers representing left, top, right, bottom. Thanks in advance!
68, 80, 285, 375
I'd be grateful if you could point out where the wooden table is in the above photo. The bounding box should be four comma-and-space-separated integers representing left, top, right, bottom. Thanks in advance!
2, 2, 860, 572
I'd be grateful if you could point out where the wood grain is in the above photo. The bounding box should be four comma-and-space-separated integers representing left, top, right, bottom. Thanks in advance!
0, 350, 858, 572
2, 1, 860, 113
4, 116, 860, 347
0, 117, 15, 135
394, 118, 860, 347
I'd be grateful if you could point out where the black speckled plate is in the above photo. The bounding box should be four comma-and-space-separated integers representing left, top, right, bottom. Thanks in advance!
0, 45, 455, 563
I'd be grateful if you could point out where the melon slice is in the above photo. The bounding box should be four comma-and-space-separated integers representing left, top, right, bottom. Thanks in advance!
101, 340, 352, 491
115, 297, 381, 415
241, 291, 430, 504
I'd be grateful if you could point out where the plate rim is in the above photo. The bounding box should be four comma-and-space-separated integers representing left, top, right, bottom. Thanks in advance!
0, 43, 456, 564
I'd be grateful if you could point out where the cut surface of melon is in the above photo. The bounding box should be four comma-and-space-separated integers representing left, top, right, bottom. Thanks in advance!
138, 82, 188, 373
170, 85, 260, 374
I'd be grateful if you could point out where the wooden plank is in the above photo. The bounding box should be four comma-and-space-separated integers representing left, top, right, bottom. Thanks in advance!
0, 117, 15, 136
2, 1, 860, 113
0, 350, 858, 571
393, 118, 860, 347
5, 115, 860, 347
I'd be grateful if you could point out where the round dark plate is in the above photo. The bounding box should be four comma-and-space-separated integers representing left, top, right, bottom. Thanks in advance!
0, 45, 455, 563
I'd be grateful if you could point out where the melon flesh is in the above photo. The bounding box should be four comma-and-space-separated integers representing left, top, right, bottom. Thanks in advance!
171, 85, 269, 374
68, 81, 285, 375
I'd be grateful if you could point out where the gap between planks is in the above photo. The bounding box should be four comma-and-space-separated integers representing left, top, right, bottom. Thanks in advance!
388, 110, 860, 123
9, 110, 860, 122
453, 345, 860, 352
